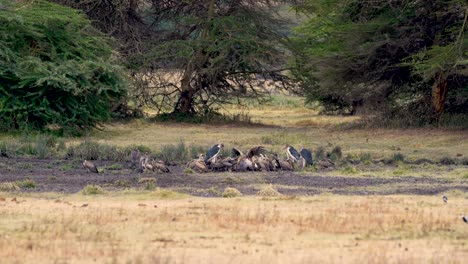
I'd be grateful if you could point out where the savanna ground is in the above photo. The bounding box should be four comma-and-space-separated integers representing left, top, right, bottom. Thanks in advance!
0, 95, 467, 263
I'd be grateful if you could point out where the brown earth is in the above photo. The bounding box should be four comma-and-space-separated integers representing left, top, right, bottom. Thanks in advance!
0, 157, 467, 196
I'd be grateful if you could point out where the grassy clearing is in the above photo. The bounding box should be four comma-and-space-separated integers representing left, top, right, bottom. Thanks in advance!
0, 95, 466, 164
0, 193, 466, 263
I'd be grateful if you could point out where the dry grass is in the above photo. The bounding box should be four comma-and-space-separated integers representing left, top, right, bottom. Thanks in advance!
0, 193, 466, 263
85, 121, 467, 163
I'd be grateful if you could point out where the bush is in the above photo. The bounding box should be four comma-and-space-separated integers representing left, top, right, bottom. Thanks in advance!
156, 141, 189, 163
222, 187, 242, 198
81, 185, 105, 195
330, 146, 343, 161
392, 152, 406, 163
0, 182, 20, 192
257, 185, 282, 197
66, 141, 128, 161
359, 153, 373, 164
0, 0, 127, 132
315, 146, 326, 160
16, 179, 36, 189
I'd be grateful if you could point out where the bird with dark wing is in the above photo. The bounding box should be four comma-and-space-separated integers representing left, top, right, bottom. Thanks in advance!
231, 147, 243, 158
234, 146, 266, 172
463, 216, 467, 224
205, 143, 224, 164
299, 147, 313, 167
284, 144, 301, 163
442, 195, 448, 203
83, 160, 99, 173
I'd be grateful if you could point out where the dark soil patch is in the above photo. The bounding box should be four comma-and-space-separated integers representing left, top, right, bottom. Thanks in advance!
0, 157, 466, 197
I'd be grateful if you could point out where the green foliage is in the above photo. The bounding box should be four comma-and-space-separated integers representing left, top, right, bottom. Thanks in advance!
315, 146, 326, 160
16, 179, 36, 189
292, 0, 468, 124
81, 185, 105, 195
392, 153, 406, 163
330, 146, 343, 161
66, 141, 128, 161
0, 0, 127, 132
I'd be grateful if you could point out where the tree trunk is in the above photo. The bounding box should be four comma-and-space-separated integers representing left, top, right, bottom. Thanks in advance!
431, 72, 448, 118
173, 70, 196, 114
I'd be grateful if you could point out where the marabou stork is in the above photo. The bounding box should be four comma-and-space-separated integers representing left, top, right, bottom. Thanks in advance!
299, 147, 313, 167
284, 144, 301, 163
205, 144, 224, 164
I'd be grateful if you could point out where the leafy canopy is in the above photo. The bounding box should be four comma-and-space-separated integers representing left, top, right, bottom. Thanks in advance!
0, 0, 127, 132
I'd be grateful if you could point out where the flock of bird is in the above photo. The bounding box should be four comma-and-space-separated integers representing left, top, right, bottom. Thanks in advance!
82, 143, 333, 174
82, 145, 468, 224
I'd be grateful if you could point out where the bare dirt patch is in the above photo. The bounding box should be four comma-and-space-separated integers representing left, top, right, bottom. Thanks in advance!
0, 157, 466, 196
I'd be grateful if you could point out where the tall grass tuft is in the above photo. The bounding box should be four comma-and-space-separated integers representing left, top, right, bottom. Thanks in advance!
330, 146, 343, 161
315, 146, 326, 160
81, 185, 105, 195
156, 141, 189, 163
66, 141, 128, 161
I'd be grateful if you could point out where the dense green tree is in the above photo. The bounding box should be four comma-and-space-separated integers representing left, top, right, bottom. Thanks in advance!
0, 0, 127, 132
292, 0, 467, 124
53, 0, 297, 116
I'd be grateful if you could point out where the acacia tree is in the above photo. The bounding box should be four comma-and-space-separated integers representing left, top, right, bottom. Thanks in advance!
0, 0, 127, 132
53, 0, 298, 116
292, 0, 467, 122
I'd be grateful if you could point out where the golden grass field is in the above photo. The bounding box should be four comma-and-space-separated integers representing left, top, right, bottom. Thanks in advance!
0, 192, 467, 264
0, 95, 467, 263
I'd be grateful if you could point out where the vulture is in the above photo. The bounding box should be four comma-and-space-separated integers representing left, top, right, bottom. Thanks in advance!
187, 154, 210, 173
275, 158, 294, 171
205, 144, 224, 164
284, 144, 301, 163
153, 160, 170, 173
234, 146, 266, 171
82, 160, 98, 173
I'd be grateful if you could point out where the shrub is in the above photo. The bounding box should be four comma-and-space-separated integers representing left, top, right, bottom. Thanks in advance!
392, 152, 405, 163
257, 185, 282, 197
66, 141, 128, 161
359, 153, 373, 164
222, 187, 242, 198
0, 182, 20, 192
315, 146, 326, 160
16, 179, 36, 189
0, 0, 127, 132
330, 146, 343, 161
81, 185, 105, 195
156, 141, 189, 163
138, 177, 157, 190
114, 180, 131, 188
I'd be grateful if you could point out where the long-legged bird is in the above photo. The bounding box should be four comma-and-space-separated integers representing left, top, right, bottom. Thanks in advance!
299, 147, 313, 167
205, 144, 224, 164
284, 144, 301, 163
